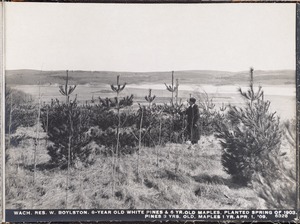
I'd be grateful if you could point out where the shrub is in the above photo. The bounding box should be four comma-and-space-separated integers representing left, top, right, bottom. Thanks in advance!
135, 103, 186, 147
87, 126, 138, 155
163, 103, 186, 143
41, 100, 91, 168
194, 91, 229, 136
5, 87, 37, 135
216, 68, 282, 185
90, 105, 136, 131
197, 91, 217, 135
99, 95, 134, 109
252, 118, 296, 208
88, 95, 138, 151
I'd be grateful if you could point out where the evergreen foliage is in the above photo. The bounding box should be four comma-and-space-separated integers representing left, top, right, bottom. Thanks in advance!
216, 68, 282, 185
42, 99, 91, 168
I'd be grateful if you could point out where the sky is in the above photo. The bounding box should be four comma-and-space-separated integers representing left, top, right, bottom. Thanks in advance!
4, 3, 296, 72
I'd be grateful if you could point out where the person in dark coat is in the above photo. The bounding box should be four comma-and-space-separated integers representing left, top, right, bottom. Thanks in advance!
186, 97, 200, 145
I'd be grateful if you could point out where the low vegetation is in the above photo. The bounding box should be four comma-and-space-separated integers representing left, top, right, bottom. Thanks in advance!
5, 68, 297, 209
6, 132, 267, 209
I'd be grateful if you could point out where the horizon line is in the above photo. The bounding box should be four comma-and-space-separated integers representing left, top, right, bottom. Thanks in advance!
5, 68, 296, 73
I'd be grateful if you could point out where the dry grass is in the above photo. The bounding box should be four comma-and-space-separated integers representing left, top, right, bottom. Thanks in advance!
251, 135, 297, 209
5, 126, 294, 210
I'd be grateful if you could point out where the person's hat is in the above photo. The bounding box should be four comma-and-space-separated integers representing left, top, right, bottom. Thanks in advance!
189, 97, 196, 103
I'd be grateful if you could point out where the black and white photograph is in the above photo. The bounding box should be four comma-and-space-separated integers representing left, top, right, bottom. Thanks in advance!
3, 2, 297, 217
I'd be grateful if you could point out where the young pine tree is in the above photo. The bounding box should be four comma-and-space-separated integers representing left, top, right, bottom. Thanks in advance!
42, 71, 91, 168
216, 68, 282, 185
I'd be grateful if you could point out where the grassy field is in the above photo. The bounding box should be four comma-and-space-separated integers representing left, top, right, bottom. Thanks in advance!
5, 124, 275, 210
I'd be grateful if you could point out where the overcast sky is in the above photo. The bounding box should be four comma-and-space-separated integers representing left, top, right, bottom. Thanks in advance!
4, 3, 296, 72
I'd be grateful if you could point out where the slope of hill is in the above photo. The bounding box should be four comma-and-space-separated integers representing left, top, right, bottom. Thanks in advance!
5, 69, 295, 86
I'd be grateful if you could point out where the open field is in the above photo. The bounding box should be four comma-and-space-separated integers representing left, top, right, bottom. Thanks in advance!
6, 126, 266, 209
5, 123, 296, 209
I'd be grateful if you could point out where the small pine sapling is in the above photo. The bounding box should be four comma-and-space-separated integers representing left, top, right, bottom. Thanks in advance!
175, 79, 179, 105
164, 71, 178, 106
110, 75, 126, 195
220, 103, 227, 112
164, 72, 180, 157
99, 97, 113, 109
56, 71, 77, 208
145, 89, 156, 108
59, 70, 77, 104
216, 68, 282, 185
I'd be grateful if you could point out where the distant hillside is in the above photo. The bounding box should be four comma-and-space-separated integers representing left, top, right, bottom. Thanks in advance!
5, 69, 295, 86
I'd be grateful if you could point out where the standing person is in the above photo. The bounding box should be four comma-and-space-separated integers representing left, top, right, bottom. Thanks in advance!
186, 97, 200, 145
